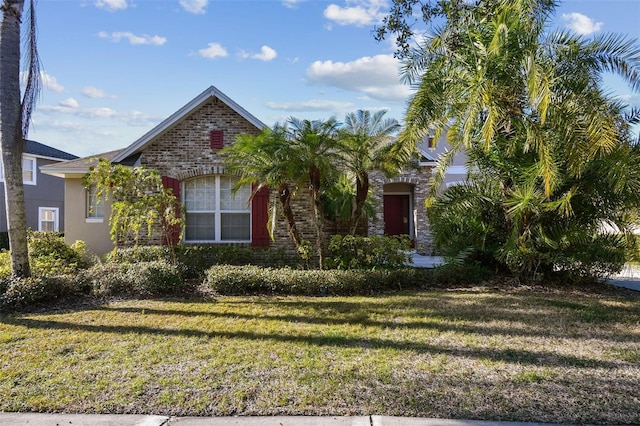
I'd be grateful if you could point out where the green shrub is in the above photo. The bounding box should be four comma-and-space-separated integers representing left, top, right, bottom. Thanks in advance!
204, 265, 427, 296
28, 232, 93, 276
87, 261, 184, 297
104, 245, 174, 264
0, 275, 91, 311
105, 245, 297, 279
0, 251, 11, 278
328, 234, 413, 270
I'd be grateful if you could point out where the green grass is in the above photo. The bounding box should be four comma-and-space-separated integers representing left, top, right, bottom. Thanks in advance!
0, 288, 639, 424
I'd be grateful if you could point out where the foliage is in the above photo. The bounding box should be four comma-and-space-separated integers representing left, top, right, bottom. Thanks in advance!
87, 261, 184, 297
386, 0, 640, 279
0, 274, 90, 311
204, 264, 427, 295
83, 159, 184, 250
27, 231, 93, 276
328, 234, 413, 270
105, 245, 297, 279
228, 111, 408, 268
0, 233, 93, 278
336, 109, 402, 234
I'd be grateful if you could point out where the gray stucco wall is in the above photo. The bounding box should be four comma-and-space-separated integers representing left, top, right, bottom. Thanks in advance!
0, 157, 67, 233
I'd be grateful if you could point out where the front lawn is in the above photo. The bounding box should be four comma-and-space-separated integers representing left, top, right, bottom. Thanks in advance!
0, 286, 638, 424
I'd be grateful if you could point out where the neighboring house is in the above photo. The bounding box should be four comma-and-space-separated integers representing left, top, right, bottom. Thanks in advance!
0, 140, 78, 234
42, 86, 465, 255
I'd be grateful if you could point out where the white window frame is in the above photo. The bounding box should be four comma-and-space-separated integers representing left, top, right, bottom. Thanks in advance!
183, 175, 251, 243
0, 155, 37, 185
85, 185, 104, 223
38, 207, 59, 232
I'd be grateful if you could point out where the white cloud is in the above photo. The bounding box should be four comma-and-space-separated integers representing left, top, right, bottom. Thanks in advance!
82, 86, 116, 99
324, 0, 387, 27
562, 12, 603, 35
282, 0, 302, 8
59, 98, 79, 108
198, 42, 228, 59
264, 99, 354, 112
38, 105, 164, 126
306, 54, 412, 102
95, 0, 128, 11
252, 45, 277, 61
179, 0, 208, 15
98, 31, 167, 46
26, 71, 65, 93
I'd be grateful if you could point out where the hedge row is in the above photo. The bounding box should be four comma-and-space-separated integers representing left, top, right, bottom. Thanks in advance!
204, 265, 430, 296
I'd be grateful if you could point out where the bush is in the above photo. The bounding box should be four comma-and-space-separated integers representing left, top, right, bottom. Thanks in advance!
204, 265, 428, 296
87, 261, 184, 297
104, 245, 174, 264
106, 245, 297, 279
28, 232, 93, 276
0, 275, 91, 311
328, 234, 413, 270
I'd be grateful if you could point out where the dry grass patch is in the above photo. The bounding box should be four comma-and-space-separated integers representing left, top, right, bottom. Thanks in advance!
0, 287, 638, 423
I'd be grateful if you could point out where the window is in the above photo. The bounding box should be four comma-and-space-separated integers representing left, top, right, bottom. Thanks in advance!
0, 155, 37, 185
39, 207, 59, 232
86, 185, 104, 221
22, 157, 36, 184
183, 175, 251, 242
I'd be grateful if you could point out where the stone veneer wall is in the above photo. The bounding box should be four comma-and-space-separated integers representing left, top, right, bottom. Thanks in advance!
138, 98, 316, 255
368, 165, 434, 253
136, 97, 436, 257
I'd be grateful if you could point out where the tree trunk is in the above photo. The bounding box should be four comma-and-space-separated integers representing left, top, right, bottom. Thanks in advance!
349, 173, 369, 235
278, 183, 302, 249
0, 0, 30, 278
308, 167, 324, 269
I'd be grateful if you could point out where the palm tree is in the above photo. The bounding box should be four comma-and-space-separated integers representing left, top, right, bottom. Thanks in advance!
0, 0, 40, 277
224, 125, 303, 250
287, 117, 341, 269
338, 109, 401, 235
394, 0, 640, 278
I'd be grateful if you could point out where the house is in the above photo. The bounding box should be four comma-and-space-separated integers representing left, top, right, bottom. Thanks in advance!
42, 86, 462, 255
0, 140, 78, 236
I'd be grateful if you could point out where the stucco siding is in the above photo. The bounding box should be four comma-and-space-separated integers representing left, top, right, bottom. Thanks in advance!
64, 178, 113, 255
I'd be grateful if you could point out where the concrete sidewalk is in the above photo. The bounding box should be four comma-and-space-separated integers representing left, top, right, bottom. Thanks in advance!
0, 413, 586, 426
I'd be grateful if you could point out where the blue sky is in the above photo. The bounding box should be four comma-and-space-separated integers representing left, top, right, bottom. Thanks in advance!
28, 0, 640, 157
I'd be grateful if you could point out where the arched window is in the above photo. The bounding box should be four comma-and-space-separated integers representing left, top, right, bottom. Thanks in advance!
183, 175, 251, 242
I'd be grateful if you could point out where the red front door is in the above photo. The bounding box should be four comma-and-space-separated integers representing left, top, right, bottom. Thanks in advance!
383, 194, 410, 236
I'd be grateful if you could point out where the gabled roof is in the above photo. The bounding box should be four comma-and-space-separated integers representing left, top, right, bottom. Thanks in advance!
112, 86, 266, 163
40, 150, 123, 178
25, 139, 78, 161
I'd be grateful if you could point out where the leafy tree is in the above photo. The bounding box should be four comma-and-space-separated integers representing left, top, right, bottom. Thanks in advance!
380, 0, 640, 279
0, 0, 40, 277
84, 159, 184, 255
337, 109, 401, 235
226, 118, 341, 269
286, 117, 341, 269
224, 125, 304, 250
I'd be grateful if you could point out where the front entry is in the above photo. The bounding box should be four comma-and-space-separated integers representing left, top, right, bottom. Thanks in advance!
383, 194, 410, 236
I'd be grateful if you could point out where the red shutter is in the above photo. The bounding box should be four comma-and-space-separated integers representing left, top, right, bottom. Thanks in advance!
210, 130, 224, 149
251, 184, 270, 247
161, 176, 181, 246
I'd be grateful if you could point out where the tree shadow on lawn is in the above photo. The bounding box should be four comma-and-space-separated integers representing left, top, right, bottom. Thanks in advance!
2, 316, 630, 370
94, 290, 640, 344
